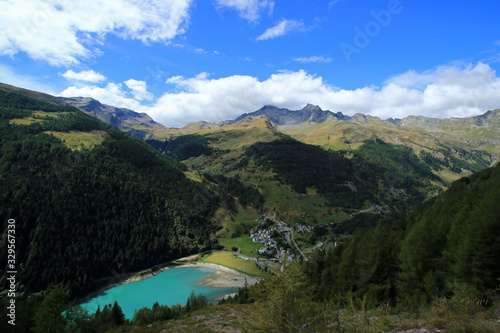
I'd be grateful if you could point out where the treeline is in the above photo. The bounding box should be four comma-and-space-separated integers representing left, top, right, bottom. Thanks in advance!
306, 163, 500, 308
0, 283, 209, 332
247, 136, 352, 193
147, 134, 213, 161
148, 135, 264, 209
0, 99, 106, 136
245, 137, 439, 213
203, 173, 264, 209
0, 90, 221, 298
0, 89, 74, 113
133, 291, 208, 326
420, 144, 491, 174
352, 140, 441, 215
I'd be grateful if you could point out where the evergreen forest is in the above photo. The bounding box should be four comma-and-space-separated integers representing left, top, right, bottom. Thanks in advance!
0, 90, 221, 298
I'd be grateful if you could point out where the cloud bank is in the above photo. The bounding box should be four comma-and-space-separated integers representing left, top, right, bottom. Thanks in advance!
0, 0, 192, 66
60, 62, 500, 128
60, 82, 144, 111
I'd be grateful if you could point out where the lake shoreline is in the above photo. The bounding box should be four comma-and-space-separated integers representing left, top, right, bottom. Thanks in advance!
184, 262, 260, 289
75, 254, 260, 306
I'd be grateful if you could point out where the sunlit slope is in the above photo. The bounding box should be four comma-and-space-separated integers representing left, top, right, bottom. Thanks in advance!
168, 106, 498, 187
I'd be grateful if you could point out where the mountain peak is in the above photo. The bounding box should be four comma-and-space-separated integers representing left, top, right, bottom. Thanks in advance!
60, 96, 166, 139
301, 103, 322, 113
351, 113, 383, 124
233, 104, 348, 126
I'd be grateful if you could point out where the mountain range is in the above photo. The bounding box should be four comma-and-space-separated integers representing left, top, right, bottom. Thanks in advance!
3, 80, 499, 192
60, 90, 500, 179
1, 82, 500, 332
3, 81, 498, 156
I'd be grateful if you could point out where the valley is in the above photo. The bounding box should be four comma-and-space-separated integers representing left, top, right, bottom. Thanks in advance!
0, 83, 499, 332
3, 1, 500, 331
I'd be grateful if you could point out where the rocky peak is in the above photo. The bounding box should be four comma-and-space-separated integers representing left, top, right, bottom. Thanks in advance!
386, 117, 402, 125
60, 96, 166, 139
235, 104, 350, 126
351, 113, 383, 124
473, 109, 500, 126
301, 103, 322, 113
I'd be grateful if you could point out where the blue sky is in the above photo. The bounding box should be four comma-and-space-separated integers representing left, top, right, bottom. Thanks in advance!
1, 0, 500, 127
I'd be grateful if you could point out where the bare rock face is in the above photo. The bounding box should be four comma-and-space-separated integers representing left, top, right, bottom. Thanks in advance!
233, 104, 349, 126
60, 97, 166, 139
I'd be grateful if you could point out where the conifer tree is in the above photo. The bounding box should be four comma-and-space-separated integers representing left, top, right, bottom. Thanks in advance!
34, 283, 71, 333
111, 300, 125, 326
249, 261, 319, 332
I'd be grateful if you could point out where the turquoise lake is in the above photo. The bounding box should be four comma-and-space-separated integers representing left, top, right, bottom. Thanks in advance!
80, 267, 239, 319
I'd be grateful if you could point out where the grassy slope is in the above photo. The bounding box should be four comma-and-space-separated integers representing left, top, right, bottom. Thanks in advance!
216, 219, 260, 255
280, 118, 498, 176
178, 120, 453, 256
174, 114, 497, 198
219, 235, 262, 257
199, 252, 263, 276
43, 131, 107, 150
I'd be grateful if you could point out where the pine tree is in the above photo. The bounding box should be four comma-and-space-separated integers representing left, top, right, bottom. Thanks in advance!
33, 283, 70, 333
249, 261, 319, 332
111, 300, 125, 326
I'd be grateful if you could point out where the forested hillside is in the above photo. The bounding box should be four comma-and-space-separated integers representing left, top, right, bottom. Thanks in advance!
236, 136, 443, 234
308, 162, 500, 308
0, 86, 498, 332
0, 89, 220, 297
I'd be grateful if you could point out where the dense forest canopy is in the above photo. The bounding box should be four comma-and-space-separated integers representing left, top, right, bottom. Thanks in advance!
307, 162, 500, 308
0, 90, 221, 297
244, 136, 441, 219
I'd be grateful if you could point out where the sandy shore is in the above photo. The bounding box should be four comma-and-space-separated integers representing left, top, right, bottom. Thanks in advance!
180, 262, 260, 288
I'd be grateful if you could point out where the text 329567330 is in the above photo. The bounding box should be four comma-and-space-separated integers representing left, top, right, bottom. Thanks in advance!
6, 219, 16, 326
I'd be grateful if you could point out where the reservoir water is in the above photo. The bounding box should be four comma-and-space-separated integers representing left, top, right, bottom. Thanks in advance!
81, 266, 239, 319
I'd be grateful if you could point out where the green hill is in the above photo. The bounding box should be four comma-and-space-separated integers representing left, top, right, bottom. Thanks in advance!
311, 162, 500, 308
0, 88, 220, 297
151, 130, 446, 231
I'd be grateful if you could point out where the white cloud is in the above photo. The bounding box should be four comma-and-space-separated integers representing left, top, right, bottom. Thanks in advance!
124, 79, 153, 101
0, 0, 193, 66
151, 62, 500, 127
59, 82, 145, 111
59, 62, 500, 128
257, 19, 305, 40
216, 0, 274, 22
293, 56, 332, 64
384, 69, 434, 89
61, 70, 106, 83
